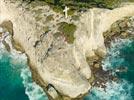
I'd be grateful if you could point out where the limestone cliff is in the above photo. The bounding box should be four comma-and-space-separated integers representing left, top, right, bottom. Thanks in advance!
1, 0, 134, 99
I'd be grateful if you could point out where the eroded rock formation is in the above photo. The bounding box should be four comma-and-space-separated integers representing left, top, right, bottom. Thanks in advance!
1, 0, 134, 99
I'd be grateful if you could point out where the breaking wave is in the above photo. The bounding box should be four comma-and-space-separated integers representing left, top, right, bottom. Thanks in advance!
102, 38, 132, 71
0, 30, 48, 100
20, 59, 48, 100
85, 38, 134, 100
84, 80, 133, 100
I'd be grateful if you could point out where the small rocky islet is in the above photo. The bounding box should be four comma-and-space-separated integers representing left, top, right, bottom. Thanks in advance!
0, 0, 134, 100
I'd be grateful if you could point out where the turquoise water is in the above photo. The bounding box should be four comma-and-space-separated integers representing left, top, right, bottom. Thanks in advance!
1, 33, 134, 100
106, 39, 134, 99
0, 43, 48, 100
116, 40, 134, 85
0, 50, 29, 100
84, 39, 134, 100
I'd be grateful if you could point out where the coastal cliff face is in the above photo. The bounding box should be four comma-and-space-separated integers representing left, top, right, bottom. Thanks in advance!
1, 0, 134, 99
0, 0, 91, 99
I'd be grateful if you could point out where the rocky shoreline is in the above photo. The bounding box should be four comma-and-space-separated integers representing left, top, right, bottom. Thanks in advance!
89, 16, 134, 89
1, 0, 134, 100
1, 15, 134, 100
0, 21, 53, 100
104, 16, 134, 47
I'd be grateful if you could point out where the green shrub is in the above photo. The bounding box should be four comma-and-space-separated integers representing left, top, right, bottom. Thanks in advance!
30, 1, 47, 8
42, 26, 49, 32
54, 32, 61, 38
35, 15, 42, 21
94, 0, 121, 8
52, 6, 63, 13
32, 9, 43, 15
46, 15, 54, 22
58, 22, 76, 43
68, 9, 75, 16
72, 15, 80, 21
24, 0, 134, 10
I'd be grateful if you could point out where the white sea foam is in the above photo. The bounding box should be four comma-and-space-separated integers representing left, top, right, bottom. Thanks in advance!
102, 38, 132, 71
85, 80, 133, 100
10, 44, 48, 100
10, 43, 48, 100
0, 31, 48, 100
84, 38, 134, 100
20, 66, 48, 100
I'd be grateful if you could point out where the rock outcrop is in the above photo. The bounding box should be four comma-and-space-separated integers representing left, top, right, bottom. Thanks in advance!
1, 0, 134, 99
0, 0, 91, 99
104, 16, 134, 47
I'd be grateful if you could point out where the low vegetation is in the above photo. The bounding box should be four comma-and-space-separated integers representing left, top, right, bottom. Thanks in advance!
24, 0, 128, 9
58, 22, 76, 43
35, 15, 42, 21
71, 15, 80, 21
46, 15, 54, 22
42, 26, 49, 32
23, 0, 134, 16
52, 6, 63, 13
23, 0, 134, 15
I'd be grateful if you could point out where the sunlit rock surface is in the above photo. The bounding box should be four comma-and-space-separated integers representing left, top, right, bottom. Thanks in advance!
1, 0, 134, 99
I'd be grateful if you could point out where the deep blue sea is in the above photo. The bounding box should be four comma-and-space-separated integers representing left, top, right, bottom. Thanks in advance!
0, 33, 134, 100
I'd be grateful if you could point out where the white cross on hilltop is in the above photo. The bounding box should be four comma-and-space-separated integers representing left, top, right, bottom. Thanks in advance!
63, 6, 69, 19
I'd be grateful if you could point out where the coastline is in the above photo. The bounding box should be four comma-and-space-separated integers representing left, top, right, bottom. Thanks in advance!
87, 16, 134, 89
1, 0, 92, 99
0, 26, 48, 100
1, 0, 134, 99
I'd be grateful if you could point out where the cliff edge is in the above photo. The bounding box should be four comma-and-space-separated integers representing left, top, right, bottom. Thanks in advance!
1, 0, 134, 99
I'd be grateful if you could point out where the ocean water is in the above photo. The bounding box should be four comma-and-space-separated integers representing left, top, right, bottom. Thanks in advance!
0, 33, 48, 100
0, 49, 29, 100
1, 32, 134, 100
84, 39, 134, 100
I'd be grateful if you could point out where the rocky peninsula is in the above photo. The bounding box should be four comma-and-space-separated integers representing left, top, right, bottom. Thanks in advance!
1, 0, 134, 99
